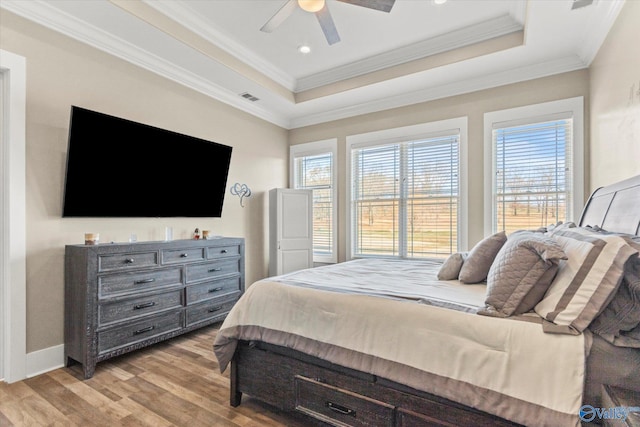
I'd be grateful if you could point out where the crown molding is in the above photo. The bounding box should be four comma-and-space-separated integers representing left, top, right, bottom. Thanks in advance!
141, 1, 524, 95
288, 55, 587, 129
295, 14, 524, 92
0, 0, 606, 131
577, 0, 625, 65
509, 0, 528, 25
141, 0, 297, 91
0, 0, 291, 128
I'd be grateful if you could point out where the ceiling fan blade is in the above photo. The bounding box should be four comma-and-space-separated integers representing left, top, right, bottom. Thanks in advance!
315, 4, 341, 45
337, 0, 395, 13
260, 0, 297, 33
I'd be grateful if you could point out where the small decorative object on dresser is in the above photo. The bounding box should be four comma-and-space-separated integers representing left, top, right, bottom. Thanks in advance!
84, 233, 99, 245
65, 237, 244, 379
600, 385, 640, 427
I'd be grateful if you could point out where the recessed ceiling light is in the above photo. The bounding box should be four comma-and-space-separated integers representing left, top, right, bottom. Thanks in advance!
298, 45, 311, 54
433, 0, 447, 4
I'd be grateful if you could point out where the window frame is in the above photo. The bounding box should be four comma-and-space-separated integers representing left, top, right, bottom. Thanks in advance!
483, 97, 584, 235
290, 139, 338, 264
346, 118, 468, 260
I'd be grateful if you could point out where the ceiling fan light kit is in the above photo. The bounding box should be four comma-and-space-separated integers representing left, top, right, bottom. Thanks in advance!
261, 0, 396, 46
298, 0, 326, 13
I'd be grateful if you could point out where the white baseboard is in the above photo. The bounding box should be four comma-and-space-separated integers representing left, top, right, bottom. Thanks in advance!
26, 344, 64, 378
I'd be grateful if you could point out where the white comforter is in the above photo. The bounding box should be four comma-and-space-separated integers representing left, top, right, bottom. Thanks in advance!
214, 259, 585, 426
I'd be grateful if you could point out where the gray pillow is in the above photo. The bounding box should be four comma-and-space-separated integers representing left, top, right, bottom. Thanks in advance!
479, 231, 566, 317
458, 231, 507, 283
613, 323, 640, 348
535, 226, 639, 334
437, 252, 468, 280
589, 255, 640, 346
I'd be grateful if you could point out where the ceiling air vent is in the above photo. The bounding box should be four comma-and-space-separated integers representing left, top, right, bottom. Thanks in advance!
240, 92, 260, 102
571, 0, 594, 10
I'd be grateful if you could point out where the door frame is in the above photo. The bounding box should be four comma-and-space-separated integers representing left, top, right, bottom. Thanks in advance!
1, 49, 27, 383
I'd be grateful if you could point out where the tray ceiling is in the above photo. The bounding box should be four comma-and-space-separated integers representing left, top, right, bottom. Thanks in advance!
0, 0, 624, 128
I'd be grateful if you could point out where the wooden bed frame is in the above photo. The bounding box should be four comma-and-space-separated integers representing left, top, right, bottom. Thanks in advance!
228, 174, 640, 427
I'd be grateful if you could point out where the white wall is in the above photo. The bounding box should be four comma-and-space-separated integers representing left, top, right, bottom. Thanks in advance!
589, 0, 640, 189
0, 11, 289, 358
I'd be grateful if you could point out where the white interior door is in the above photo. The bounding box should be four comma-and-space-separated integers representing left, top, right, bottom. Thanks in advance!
270, 188, 313, 276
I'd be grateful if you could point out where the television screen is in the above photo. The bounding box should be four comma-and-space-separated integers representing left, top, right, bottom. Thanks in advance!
62, 106, 232, 217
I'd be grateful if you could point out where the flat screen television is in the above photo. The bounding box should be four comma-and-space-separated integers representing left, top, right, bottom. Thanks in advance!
62, 106, 233, 217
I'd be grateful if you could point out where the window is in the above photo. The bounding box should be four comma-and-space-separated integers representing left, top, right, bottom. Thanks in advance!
484, 97, 584, 234
290, 139, 337, 263
347, 118, 467, 259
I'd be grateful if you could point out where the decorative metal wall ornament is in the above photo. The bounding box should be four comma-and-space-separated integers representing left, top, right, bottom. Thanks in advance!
230, 183, 252, 207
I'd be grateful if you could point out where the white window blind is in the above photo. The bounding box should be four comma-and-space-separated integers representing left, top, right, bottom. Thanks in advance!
351, 133, 459, 258
294, 152, 334, 259
493, 119, 573, 233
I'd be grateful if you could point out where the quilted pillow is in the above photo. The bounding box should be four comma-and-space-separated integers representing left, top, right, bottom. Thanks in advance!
611, 323, 640, 348
458, 231, 507, 283
589, 255, 640, 346
479, 231, 566, 318
437, 252, 467, 280
535, 227, 640, 335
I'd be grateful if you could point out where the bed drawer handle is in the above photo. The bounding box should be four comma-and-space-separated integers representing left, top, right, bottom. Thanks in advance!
134, 278, 156, 285
134, 326, 154, 335
180, 253, 188, 258
208, 287, 223, 293
220, 249, 228, 254
326, 402, 356, 417
208, 267, 222, 273
133, 302, 156, 310
208, 306, 223, 313
125, 258, 135, 264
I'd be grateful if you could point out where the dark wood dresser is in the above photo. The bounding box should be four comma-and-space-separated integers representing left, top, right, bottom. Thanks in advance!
65, 237, 244, 379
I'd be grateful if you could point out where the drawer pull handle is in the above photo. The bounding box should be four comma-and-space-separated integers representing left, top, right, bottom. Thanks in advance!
125, 258, 135, 264
208, 306, 223, 313
208, 287, 224, 293
208, 268, 222, 273
134, 326, 154, 335
134, 278, 156, 285
180, 253, 188, 258
221, 249, 228, 254
134, 302, 156, 310
326, 402, 356, 417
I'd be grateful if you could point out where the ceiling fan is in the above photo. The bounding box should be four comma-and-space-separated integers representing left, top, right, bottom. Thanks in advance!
260, 0, 396, 45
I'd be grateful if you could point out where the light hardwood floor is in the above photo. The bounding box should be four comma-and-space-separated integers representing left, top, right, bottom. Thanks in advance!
0, 324, 311, 427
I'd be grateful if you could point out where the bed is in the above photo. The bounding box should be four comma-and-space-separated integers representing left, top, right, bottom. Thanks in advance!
214, 174, 640, 427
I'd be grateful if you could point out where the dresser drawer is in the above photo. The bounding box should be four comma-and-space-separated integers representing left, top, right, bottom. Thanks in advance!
185, 259, 240, 283
98, 268, 182, 298
185, 296, 238, 327
161, 247, 205, 265
185, 276, 242, 304
207, 244, 241, 259
98, 251, 158, 272
295, 376, 394, 427
98, 289, 183, 326
98, 310, 183, 354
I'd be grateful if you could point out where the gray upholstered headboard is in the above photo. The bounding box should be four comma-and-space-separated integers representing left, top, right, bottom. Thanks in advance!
579, 174, 640, 236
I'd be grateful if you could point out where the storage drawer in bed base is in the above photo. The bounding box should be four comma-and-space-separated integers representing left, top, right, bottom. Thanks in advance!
231, 341, 521, 427
295, 375, 394, 427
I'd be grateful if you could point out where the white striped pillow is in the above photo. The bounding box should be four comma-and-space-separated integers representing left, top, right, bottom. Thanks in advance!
534, 227, 639, 335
